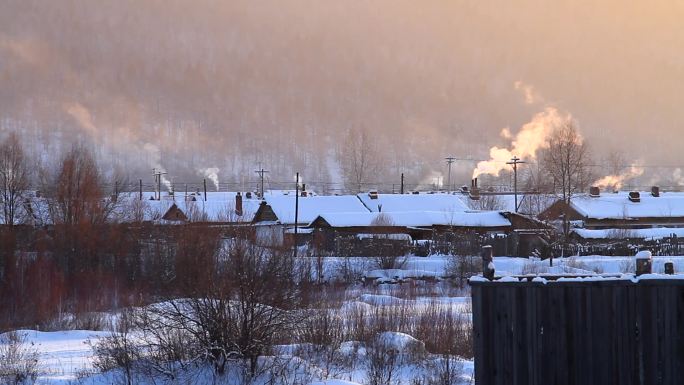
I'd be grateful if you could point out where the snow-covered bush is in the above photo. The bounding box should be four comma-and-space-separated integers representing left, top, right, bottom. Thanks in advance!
0, 331, 39, 385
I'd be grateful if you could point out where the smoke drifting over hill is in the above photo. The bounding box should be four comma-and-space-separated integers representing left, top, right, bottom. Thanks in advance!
1, 1, 683, 191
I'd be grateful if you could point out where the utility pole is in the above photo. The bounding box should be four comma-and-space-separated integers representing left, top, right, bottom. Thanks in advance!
294, 172, 300, 259
445, 156, 456, 192
254, 167, 269, 199
506, 156, 526, 213
152, 168, 167, 200
400, 173, 405, 194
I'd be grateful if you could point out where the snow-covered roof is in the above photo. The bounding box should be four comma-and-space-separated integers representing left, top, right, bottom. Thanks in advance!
263, 195, 370, 225
573, 227, 684, 240
119, 192, 260, 223
312, 210, 511, 228
570, 191, 684, 220
357, 192, 469, 213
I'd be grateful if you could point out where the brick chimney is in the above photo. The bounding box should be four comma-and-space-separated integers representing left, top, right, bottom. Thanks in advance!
589, 186, 600, 197
235, 192, 243, 216
469, 178, 481, 200
651, 186, 660, 197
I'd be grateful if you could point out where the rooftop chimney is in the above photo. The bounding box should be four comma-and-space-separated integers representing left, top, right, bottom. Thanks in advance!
235, 192, 243, 217
628, 191, 641, 203
469, 178, 481, 200
300, 184, 308, 197
651, 186, 660, 197
368, 190, 379, 199
589, 186, 600, 197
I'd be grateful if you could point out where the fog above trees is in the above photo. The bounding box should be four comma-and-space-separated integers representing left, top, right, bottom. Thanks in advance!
1, 1, 683, 191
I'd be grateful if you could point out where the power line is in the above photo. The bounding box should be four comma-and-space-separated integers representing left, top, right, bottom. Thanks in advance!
506, 156, 526, 213
254, 168, 269, 199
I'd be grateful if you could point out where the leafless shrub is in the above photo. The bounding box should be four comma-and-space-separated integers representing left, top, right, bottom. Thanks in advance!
414, 301, 473, 359
422, 354, 464, 385
445, 254, 481, 288
0, 331, 39, 385
606, 228, 637, 239
365, 337, 400, 385
521, 260, 549, 275
467, 194, 504, 211
336, 257, 371, 283
131, 237, 302, 378
345, 303, 372, 344
262, 354, 315, 385
71, 312, 111, 331
369, 214, 408, 270
292, 308, 348, 380
620, 259, 635, 274
91, 310, 140, 385
563, 257, 603, 274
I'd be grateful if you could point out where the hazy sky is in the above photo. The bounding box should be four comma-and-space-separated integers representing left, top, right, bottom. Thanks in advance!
1, 0, 683, 188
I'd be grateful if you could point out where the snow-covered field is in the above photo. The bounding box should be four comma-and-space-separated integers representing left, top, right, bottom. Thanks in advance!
6, 253, 682, 385
9, 330, 108, 384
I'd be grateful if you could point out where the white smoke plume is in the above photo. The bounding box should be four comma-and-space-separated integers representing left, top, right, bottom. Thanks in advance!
418, 170, 444, 190
199, 167, 220, 191
593, 164, 644, 191
514, 80, 542, 105
673, 169, 684, 186
64, 102, 98, 138
472, 107, 570, 178
143, 143, 172, 192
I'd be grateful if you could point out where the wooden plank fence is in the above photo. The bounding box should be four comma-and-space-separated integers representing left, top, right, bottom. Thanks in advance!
471, 278, 684, 385
557, 236, 684, 257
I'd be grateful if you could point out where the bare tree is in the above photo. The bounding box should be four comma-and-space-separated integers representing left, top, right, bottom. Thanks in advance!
338, 127, 382, 193
466, 194, 504, 211
0, 133, 29, 226
604, 149, 626, 177
134, 234, 302, 378
541, 122, 593, 251
51, 145, 112, 225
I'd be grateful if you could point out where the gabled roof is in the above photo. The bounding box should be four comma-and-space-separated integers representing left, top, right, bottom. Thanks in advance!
357, 192, 469, 213
121, 192, 260, 223
311, 210, 511, 229
569, 192, 684, 220
257, 195, 370, 225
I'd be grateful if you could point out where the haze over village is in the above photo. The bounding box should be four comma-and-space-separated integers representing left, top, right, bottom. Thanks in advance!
1, 2, 683, 385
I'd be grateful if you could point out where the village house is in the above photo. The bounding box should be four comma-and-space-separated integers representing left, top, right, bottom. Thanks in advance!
539, 187, 684, 231
305, 191, 548, 256
251, 192, 371, 246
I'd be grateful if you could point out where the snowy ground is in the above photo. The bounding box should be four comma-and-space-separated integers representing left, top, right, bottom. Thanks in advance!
11, 330, 109, 384
9, 253, 683, 385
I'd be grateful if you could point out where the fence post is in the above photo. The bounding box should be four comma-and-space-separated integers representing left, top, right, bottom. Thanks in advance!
635, 251, 652, 276
665, 261, 675, 275
482, 245, 494, 280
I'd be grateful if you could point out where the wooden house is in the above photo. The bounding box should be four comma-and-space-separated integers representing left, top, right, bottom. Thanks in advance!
539, 188, 684, 230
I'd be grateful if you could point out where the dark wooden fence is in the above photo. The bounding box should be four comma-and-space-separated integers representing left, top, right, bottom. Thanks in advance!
556, 236, 684, 257
471, 278, 684, 385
